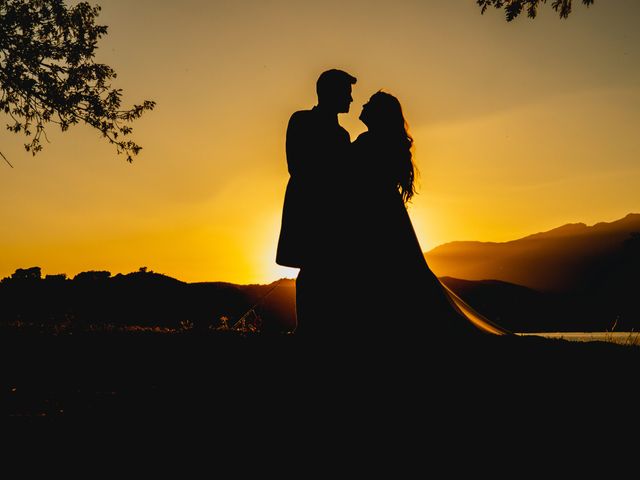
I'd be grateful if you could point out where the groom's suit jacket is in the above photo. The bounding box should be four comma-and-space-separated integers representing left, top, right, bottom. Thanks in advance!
276, 106, 351, 268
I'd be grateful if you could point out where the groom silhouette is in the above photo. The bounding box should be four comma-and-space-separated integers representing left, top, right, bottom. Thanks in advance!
276, 69, 357, 337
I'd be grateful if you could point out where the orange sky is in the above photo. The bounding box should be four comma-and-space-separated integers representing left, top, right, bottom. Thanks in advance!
1, 0, 639, 284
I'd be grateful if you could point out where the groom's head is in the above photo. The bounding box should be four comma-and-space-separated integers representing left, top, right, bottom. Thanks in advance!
316, 69, 357, 114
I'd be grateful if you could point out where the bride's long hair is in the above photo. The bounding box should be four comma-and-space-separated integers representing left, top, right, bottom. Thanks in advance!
364, 91, 417, 204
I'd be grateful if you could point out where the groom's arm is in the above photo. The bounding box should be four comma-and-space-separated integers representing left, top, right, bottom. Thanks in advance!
285, 111, 311, 177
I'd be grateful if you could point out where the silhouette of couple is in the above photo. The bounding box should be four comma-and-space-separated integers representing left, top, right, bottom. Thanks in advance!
276, 69, 507, 339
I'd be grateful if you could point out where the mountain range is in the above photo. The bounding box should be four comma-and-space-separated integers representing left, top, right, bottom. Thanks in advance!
425, 213, 640, 293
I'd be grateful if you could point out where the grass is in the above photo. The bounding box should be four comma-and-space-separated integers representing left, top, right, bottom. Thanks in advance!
602, 316, 640, 346
2, 324, 639, 417
603, 329, 640, 346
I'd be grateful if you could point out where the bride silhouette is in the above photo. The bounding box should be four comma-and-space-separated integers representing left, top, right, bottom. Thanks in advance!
348, 91, 508, 337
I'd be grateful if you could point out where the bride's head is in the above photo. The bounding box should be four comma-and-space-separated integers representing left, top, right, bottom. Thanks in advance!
359, 91, 416, 203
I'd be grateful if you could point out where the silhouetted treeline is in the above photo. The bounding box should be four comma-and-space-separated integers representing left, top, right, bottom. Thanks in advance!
0, 267, 295, 334
1, 251, 639, 334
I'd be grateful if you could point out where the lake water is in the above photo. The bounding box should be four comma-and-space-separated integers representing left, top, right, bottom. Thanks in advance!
518, 332, 640, 346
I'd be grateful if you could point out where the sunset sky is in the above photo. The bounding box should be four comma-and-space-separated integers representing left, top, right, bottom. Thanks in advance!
1, 0, 639, 284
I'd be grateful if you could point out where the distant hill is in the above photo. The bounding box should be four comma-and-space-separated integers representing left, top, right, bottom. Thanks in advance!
0, 267, 296, 334
425, 213, 640, 293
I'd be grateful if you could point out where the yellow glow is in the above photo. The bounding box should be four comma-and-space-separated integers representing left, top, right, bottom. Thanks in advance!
1, 1, 639, 284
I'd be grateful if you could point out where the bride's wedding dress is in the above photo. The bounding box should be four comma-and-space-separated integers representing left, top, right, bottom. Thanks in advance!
350, 132, 509, 337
